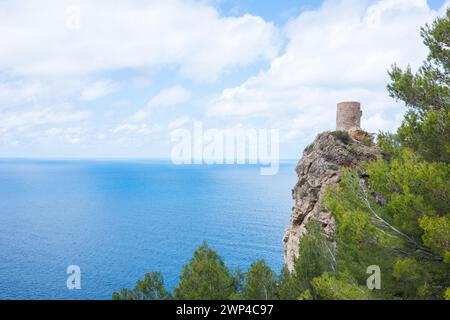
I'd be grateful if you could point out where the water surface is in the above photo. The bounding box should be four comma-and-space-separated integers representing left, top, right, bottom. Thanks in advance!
0, 160, 296, 299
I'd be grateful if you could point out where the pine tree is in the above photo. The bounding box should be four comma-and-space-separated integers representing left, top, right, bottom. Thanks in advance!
112, 272, 171, 300
318, 7, 450, 300
387, 8, 449, 163
174, 241, 236, 299
242, 259, 277, 300
278, 220, 335, 299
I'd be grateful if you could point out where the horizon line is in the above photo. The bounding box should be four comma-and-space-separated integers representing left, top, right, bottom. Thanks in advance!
0, 157, 299, 162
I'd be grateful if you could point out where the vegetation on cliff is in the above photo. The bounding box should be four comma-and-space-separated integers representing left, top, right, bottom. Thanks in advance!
317, 9, 449, 300
113, 9, 449, 300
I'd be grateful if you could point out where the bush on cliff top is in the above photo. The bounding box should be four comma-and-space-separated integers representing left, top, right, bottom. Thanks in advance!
329, 131, 351, 145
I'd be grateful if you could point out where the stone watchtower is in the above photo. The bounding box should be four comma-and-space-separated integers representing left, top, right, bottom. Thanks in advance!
336, 101, 362, 131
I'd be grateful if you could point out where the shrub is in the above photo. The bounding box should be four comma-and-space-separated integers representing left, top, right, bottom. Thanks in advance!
330, 131, 351, 145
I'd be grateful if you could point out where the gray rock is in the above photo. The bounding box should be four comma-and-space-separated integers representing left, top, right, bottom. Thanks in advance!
283, 131, 382, 272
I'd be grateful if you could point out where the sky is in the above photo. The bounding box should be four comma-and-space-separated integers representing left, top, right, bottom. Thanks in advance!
0, 0, 448, 159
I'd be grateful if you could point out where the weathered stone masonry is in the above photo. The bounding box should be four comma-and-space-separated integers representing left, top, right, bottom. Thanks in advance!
336, 101, 362, 131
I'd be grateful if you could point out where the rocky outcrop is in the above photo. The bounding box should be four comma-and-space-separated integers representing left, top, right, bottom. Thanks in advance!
348, 126, 372, 142
283, 131, 382, 272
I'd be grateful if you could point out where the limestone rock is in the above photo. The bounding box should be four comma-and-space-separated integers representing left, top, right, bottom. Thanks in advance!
348, 126, 372, 143
283, 131, 382, 272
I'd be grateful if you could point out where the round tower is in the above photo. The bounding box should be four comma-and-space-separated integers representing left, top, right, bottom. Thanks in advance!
336, 101, 362, 131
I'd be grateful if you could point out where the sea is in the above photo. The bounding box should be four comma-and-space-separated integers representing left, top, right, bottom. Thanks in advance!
0, 159, 297, 299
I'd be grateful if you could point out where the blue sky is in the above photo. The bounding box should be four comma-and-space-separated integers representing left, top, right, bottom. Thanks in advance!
0, 0, 448, 159
216, 0, 445, 22
214, 0, 323, 23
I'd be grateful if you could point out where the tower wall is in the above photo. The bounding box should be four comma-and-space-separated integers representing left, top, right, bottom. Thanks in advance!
336, 101, 362, 131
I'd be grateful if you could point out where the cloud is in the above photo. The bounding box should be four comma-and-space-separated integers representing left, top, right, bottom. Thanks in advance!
439, 0, 450, 14
168, 116, 191, 129
0, 0, 280, 82
109, 123, 158, 135
80, 80, 118, 101
1, 0, 447, 158
128, 86, 192, 122
0, 80, 47, 107
107, 123, 164, 148
0, 77, 94, 110
106, 86, 191, 147
132, 77, 153, 90
3, 107, 91, 130
207, 0, 442, 137
0, 106, 92, 147
27, 127, 89, 145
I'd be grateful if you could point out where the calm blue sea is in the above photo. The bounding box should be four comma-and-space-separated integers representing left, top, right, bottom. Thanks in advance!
0, 159, 296, 299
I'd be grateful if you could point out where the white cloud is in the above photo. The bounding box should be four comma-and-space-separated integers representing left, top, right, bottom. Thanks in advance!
1, 0, 448, 158
0, 77, 93, 110
27, 127, 89, 145
207, 0, 442, 137
80, 80, 118, 101
168, 116, 191, 129
106, 86, 191, 148
109, 124, 157, 135
129, 86, 192, 122
107, 123, 164, 148
439, 0, 450, 14
147, 86, 192, 109
0, 0, 280, 82
0, 106, 92, 147
132, 77, 153, 90
3, 107, 91, 130
0, 81, 47, 107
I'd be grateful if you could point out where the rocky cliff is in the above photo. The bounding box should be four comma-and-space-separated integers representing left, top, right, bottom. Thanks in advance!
283, 131, 382, 271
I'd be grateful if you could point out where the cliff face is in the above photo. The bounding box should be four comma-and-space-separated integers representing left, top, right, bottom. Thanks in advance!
283, 131, 382, 271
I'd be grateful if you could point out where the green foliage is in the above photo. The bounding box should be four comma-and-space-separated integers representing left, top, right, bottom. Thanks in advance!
376, 132, 402, 160
112, 243, 277, 301
397, 109, 449, 163
359, 134, 374, 147
419, 215, 450, 259
277, 220, 335, 299
445, 288, 450, 300
387, 9, 450, 162
321, 144, 450, 299
112, 272, 171, 300
387, 10, 449, 111
230, 267, 245, 299
293, 220, 336, 293
323, 161, 450, 299
242, 259, 278, 300
174, 241, 235, 300
297, 289, 313, 300
276, 268, 301, 300
322, 170, 400, 297
311, 273, 369, 300
364, 14, 450, 298
112, 12, 450, 301
330, 131, 351, 145
364, 149, 449, 236
392, 258, 428, 298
